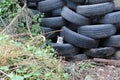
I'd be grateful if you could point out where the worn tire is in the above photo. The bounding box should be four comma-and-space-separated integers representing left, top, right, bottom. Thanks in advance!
73, 54, 88, 61
77, 24, 116, 39
76, 2, 114, 17
87, 0, 113, 4
68, 23, 79, 31
71, 0, 85, 4
52, 8, 62, 16
28, 2, 37, 7
103, 35, 120, 47
41, 17, 66, 29
61, 6, 89, 25
38, 0, 64, 12
85, 47, 115, 58
65, 0, 78, 10
60, 27, 98, 49
50, 43, 79, 57
100, 11, 120, 24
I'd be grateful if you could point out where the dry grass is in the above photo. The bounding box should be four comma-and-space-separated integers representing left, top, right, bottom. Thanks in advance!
0, 36, 67, 80
0, 39, 25, 66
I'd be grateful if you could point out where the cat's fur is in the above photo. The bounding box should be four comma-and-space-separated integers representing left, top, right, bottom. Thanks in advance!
56, 36, 63, 44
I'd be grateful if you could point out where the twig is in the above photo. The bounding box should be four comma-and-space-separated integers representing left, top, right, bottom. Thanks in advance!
32, 34, 46, 42
93, 58, 120, 67
9, 33, 30, 38
0, 70, 9, 78
1, 3, 27, 34
9, 66, 22, 71
41, 30, 62, 35
26, 16, 34, 40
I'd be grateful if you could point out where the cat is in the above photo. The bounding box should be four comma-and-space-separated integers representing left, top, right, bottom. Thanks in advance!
56, 36, 63, 44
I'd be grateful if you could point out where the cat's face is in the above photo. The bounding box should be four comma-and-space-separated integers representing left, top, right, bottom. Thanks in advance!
57, 36, 63, 41
57, 36, 64, 43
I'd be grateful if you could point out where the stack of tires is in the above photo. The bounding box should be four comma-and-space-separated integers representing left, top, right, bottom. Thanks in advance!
27, 0, 120, 61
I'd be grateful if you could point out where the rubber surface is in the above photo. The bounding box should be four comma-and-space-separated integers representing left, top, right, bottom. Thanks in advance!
85, 47, 115, 58
88, 0, 113, 4
71, 0, 85, 4
73, 54, 88, 61
76, 2, 114, 17
100, 11, 120, 24
38, 0, 64, 12
77, 24, 116, 39
102, 35, 120, 47
65, 0, 78, 10
61, 6, 89, 25
60, 27, 98, 48
50, 43, 79, 56
41, 17, 66, 29
52, 8, 62, 16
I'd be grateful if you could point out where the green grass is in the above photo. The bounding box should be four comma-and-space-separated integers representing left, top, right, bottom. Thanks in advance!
0, 34, 68, 80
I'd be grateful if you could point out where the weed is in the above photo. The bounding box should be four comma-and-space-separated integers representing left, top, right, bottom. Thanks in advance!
0, 34, 67, 80
79, 62, 94, 71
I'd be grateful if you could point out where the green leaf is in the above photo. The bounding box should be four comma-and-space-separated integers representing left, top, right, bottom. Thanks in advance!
8, 73, 24, 80
0, 66, 9, 71
84, 75, 94, 80
34, 49, 44, 56
63, 73, 68, 79
19, 23, 25, 28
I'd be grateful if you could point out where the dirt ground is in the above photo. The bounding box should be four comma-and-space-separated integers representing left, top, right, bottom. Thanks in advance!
62, 60, 120, 80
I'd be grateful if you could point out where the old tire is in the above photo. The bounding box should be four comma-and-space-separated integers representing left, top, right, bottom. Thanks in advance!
52, 8, 62, 16
87, 0, 113, 4
76, 2, 114, 17
77, 24, 116, 39
50, 43, 79, 57
61, 6, 89, 25
100, 11, 120, 24
41, 17, 66, 29
38, 0, 64, 12
71, 0, 85, 4
60, 27, 98, 49
85, 47, 115, 58
65, 0, 78, 10
102, 35, 120, 47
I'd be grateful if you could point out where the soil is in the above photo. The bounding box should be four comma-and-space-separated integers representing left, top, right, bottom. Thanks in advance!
62, 60, 120, 80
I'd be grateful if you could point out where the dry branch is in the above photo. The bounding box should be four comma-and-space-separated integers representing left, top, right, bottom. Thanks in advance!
93, 58, 120, 67
9, 33, 30, 38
